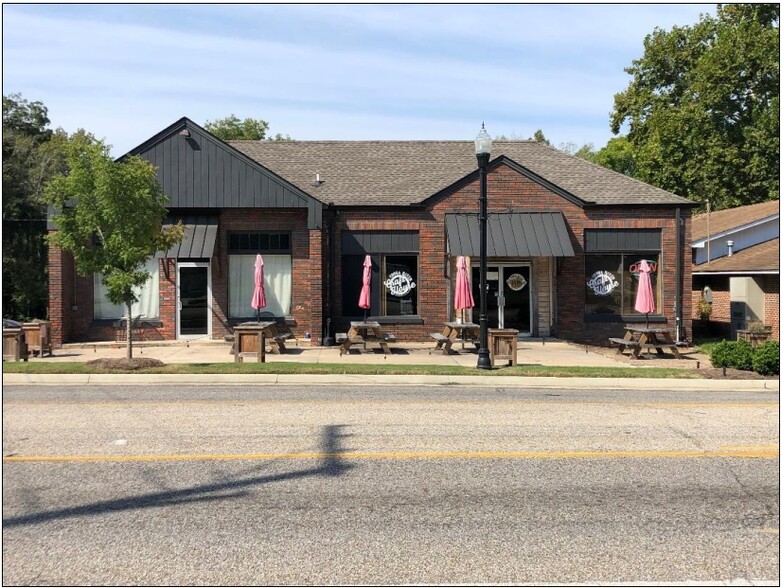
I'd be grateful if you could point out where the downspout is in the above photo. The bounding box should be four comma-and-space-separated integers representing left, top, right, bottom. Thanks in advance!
322, 204, 336, 346
675, 207, 683, 343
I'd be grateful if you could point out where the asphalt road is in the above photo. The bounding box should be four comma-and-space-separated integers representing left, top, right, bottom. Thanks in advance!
3, 385, 779, 585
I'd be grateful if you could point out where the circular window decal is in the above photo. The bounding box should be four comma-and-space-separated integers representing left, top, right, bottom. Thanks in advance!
384, 271, 416, 297
506, 273, 527, 291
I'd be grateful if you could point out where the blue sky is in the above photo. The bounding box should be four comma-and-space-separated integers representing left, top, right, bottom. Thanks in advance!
3, 3, 715, 156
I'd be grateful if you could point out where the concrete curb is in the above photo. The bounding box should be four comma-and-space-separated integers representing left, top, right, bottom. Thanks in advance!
3, 373, 779, 391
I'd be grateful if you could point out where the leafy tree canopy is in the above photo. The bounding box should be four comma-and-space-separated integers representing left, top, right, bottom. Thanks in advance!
203, 114, 291, 141
43, 135, 183, 357
610, 3, 779, 210
2, 93, 66, 319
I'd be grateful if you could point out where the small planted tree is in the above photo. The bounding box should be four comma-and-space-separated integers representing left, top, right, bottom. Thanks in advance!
44, 135, 183, 359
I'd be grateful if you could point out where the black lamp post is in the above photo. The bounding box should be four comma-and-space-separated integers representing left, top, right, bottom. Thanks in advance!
475, 123, 492, 369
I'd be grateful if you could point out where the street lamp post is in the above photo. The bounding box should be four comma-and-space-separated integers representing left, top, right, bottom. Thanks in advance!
475, 123, 492, 370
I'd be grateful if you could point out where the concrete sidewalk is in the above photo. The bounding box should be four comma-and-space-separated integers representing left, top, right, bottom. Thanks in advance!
34, 337, 630, 368
4, 337, 779, 391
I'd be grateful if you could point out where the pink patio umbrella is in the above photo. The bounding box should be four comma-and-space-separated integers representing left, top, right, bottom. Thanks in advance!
251, 254, 267, 322
358, 255, 372, 321
453, 256, 475, 323
634, 259, 655, 328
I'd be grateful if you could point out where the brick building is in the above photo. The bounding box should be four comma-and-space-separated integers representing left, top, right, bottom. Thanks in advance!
48, 117, 695, 347
691, 200, 780, 340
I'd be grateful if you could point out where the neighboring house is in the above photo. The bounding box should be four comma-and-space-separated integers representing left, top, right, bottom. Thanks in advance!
691, 200, 780, 340
48, 117, 695, 347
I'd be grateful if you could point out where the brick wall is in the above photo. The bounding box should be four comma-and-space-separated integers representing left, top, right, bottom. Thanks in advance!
330, 163, 692, 345
761, 276, 779, 340
49, 163, 692, 346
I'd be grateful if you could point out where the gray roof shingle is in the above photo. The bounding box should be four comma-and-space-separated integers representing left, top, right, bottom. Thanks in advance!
229, 140, 692, 207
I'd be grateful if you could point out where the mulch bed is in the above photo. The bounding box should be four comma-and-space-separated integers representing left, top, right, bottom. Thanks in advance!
579, 343, 777, 380
86, 358, 165, 371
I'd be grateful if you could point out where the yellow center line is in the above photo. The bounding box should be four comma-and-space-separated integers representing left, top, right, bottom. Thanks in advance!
3, 447, 778, 463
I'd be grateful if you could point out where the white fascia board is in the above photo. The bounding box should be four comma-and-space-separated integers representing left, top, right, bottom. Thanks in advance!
692, 270, 779, 275
692, 214, 780, 247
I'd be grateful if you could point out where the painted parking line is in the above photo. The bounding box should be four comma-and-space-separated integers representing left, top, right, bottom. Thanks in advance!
3, 447, 778, 463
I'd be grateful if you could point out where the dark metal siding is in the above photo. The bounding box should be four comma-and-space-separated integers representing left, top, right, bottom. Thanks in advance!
584, 229, 661, 252
159, 215, 218, 258
135, 125, 323, 228
342, 231, 420, 254
445, 212, 575, 257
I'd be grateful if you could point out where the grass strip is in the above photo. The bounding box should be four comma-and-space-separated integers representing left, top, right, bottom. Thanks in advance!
2, 361, 701, 378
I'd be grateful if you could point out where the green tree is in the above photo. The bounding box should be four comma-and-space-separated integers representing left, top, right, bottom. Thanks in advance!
203, 114, 291, 141
43, 136, 183, 359
594, 136, 637, 178
2, 93, 63, 320
610, 4, 779, 210
530, 129, 551, 146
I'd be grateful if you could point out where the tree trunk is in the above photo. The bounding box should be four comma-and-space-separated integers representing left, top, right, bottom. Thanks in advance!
126, 301, 133, 360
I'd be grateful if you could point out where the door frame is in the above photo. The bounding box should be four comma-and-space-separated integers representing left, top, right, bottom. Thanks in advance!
496, 263, 532, 336
176, 261, 212, 340
473, 262, 532, 335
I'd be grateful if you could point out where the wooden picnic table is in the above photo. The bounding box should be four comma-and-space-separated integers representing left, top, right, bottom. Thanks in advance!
338, 321, 396, 355
609, 327, 681, 359
431, 321, 479, 354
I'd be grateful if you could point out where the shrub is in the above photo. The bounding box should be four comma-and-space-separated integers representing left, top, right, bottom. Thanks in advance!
752, 340, 779, 376
709, 339, 754, 371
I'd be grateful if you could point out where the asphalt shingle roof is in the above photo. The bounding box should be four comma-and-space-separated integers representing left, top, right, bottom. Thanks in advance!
229, 140, 692, 207
692, 200, 780, 242
693, 238, 779, 273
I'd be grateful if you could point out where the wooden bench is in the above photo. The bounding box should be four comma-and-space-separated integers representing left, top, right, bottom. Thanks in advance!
264, 323, 297, 354
608, 337, 638, 354
337, 332, 365, 355
609, 337, 681, 359
429, 332, 456, 354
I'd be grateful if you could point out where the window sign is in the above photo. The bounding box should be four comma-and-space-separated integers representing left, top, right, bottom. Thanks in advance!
384, 271, 416, 297
587, 271, 620, 296
506, 273, 527, 292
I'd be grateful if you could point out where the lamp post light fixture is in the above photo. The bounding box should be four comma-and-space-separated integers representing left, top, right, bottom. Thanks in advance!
475, 123, 492, 370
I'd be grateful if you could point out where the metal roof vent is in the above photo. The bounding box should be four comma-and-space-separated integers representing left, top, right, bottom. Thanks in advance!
313, 173, 325, 187
727, 240, 734, 256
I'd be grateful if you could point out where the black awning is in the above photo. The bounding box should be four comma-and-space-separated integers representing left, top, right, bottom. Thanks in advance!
446, 212, 574, 257
159, 215, 218, 258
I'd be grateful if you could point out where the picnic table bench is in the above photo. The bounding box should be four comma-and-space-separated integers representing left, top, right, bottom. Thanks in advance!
338, 322, 396, 355
429, 332, 458, 354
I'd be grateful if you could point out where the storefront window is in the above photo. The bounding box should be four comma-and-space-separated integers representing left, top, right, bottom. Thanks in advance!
585, 252, 661, 317
341, 254, 419, 317
382, 255, 418, 316
94, 258, 160, 319
228, 232, 292, 318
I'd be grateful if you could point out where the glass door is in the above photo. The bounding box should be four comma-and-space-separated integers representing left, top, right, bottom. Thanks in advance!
177, 262, 211, 339
471, 263, 532, 334
471, 265, 500, 328
501, 265, 531, 335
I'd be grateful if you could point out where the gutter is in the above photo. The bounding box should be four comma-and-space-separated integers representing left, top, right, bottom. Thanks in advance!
675, 207, 684, 343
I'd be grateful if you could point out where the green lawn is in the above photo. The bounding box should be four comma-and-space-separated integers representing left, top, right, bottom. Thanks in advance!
2, 361, 701, 379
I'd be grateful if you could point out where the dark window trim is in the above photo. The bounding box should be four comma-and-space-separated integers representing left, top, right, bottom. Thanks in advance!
584, 314, 667, 323
227, 230, 292, 254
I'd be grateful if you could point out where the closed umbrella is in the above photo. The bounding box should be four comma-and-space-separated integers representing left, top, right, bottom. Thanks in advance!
634, 259, 655, 328
453, 256, 475, 323
251, 254, 266, 322
358, 255, 372, 321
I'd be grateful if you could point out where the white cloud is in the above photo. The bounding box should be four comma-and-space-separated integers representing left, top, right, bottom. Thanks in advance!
2, 4, 716, 155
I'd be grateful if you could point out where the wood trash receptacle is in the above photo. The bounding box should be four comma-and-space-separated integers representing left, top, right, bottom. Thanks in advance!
3, 328, 28, 362
488, 328, 519, 367
22, 320, 52, 357
233, 323, 266, 363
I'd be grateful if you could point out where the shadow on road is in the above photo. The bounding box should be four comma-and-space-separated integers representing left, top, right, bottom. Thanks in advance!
3, 424, 353, 529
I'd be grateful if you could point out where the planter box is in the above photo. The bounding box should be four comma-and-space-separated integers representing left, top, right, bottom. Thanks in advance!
736, 329, 772, 347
